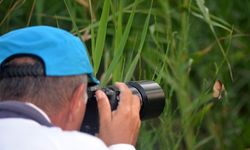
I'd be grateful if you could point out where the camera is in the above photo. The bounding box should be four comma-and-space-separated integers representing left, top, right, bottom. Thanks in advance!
80, 80, 166, 135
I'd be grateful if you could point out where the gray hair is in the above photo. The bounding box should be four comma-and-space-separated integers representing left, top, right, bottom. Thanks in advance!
0, 57, 87, 115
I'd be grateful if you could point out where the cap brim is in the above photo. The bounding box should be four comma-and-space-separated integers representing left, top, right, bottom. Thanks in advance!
87, 74, 99, 86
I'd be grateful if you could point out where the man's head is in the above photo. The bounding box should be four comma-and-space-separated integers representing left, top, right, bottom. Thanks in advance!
0, 26, 98, 130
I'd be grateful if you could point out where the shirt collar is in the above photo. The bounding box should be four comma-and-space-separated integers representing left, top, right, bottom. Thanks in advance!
25, 102, 51, 123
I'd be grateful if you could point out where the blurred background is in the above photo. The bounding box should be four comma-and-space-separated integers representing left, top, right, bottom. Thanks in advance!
1, 0, 250, 149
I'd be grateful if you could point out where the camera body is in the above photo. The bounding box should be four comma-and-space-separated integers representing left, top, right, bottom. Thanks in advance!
80, 80, 165, 135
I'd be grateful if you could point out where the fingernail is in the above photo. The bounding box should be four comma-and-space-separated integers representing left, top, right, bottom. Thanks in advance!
96, 90, 103, 101
115, 82, 125, 91
95, 90, 100, 101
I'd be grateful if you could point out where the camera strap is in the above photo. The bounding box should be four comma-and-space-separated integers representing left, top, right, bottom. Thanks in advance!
0, 101, 53, 127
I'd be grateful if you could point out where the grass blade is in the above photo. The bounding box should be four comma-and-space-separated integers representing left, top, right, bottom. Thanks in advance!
112, 1, 124, 82
26, 0, 36, 26
93, 0, 110, 75
88, 0, 96, 63
101, 0, 138, 86
195, 0, 233, 80
124, 0, 153, 81
0, 0, 24, 26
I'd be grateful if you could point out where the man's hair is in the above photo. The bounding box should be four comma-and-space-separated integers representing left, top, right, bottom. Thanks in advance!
0, 57, 87, 115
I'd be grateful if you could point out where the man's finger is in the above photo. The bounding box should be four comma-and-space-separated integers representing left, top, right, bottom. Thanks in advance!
96, 90, 112, 123
132, 95, 141, 114
115, 82, 132, 110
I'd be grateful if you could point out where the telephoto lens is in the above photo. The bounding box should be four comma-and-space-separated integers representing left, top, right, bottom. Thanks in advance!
80, 80, 165, 135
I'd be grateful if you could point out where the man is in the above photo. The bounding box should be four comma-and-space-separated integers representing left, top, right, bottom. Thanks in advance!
0, 26, 141, 150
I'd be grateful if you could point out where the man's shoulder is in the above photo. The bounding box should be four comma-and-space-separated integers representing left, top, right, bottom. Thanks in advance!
32, 121, 108, 149
48, 126, 105, 146
0, 118, 108, 150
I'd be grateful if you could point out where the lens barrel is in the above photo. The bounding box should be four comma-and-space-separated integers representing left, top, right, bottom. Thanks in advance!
81, 80, 166, 135
127, 81, 165, 120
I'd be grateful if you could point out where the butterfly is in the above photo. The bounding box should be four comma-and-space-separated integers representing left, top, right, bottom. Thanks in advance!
213, 80, 225, 100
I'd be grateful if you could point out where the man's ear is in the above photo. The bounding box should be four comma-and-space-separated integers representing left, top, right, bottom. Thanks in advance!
64, 84, 87, 130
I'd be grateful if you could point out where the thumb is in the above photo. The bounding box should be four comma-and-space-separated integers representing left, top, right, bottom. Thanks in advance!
96, 90, 112, 124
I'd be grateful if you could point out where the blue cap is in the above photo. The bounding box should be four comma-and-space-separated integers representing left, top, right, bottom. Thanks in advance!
0, 26, 99, 84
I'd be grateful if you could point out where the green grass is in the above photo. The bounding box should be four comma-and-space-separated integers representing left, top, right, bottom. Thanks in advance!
1, 0, 250, 149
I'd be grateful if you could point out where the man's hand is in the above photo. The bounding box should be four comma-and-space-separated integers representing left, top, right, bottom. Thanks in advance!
96, 82, 141, 146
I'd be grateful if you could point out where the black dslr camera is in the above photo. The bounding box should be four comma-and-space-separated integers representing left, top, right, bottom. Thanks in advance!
80, 80, 165, 135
